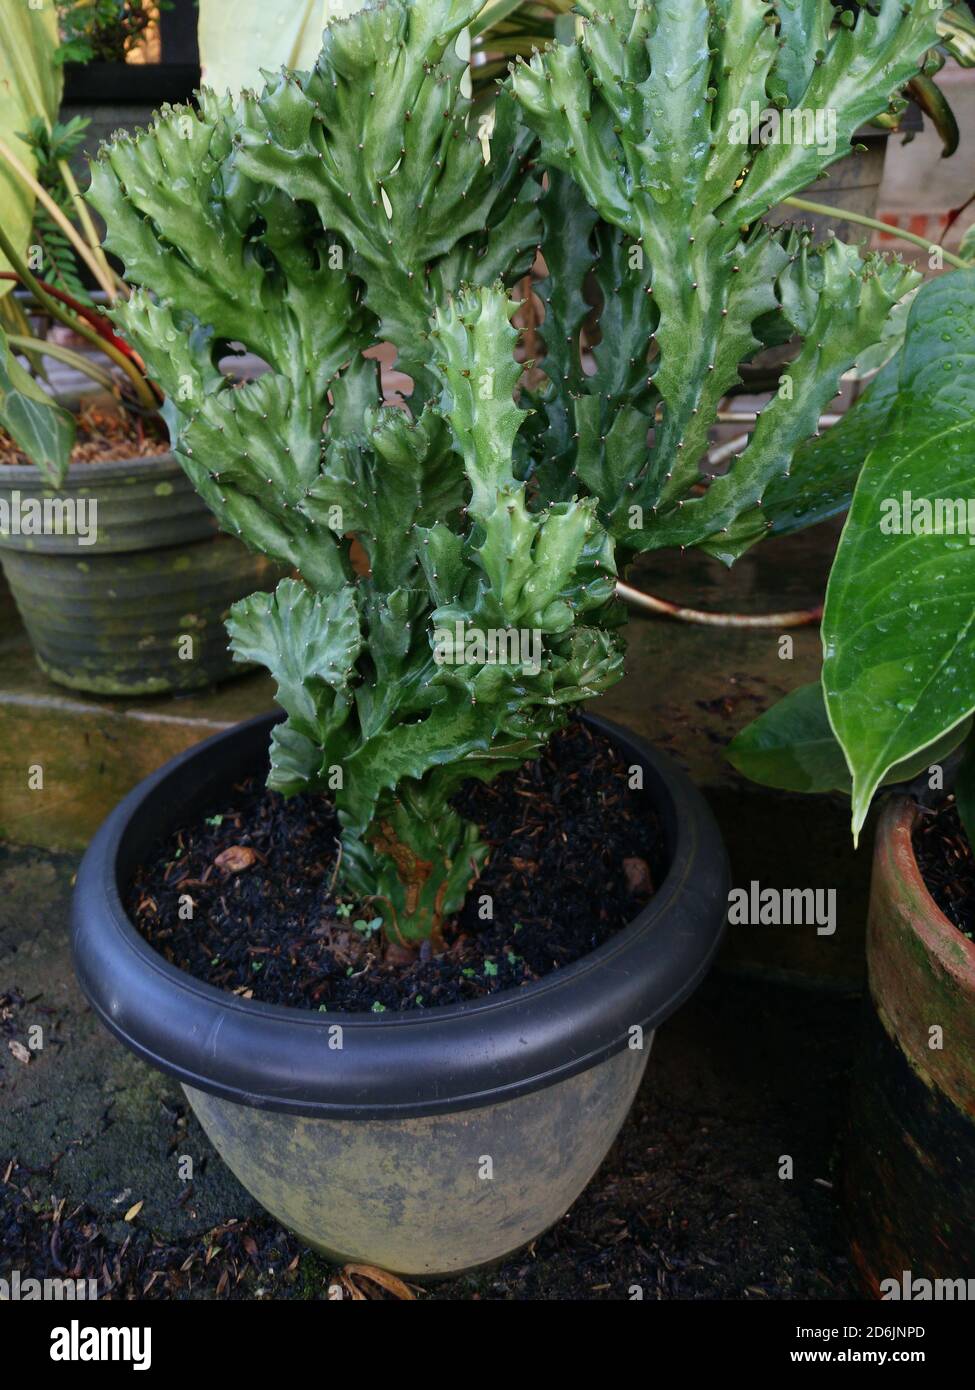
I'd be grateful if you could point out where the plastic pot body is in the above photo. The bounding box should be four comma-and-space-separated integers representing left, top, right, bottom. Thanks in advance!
0, 454, 279, 695
71, 712, 729, 1276
845, 798, 975, 1294
185, 1042, 650, 1274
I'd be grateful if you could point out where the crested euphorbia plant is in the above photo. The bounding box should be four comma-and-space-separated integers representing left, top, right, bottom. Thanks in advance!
88, 0, 939, 945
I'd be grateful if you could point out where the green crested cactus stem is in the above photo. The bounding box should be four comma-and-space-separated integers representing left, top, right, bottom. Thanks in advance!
512, 0, 932, 561
88, 0, 936, 944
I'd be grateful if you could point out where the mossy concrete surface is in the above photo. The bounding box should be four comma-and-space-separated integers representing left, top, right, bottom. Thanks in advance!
0, 844, 259, 1244
0, 838, 858, 1298
606, 522, 873, 991
0, 622, 276, 852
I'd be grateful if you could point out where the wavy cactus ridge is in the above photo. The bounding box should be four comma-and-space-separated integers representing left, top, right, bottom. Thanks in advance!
221, 282, 624, 943
85, 0, 937, 943
512, 0, 934, 559
231, 0, 540, 385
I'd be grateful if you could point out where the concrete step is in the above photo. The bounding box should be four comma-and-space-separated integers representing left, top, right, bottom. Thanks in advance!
0, 614, 275, 853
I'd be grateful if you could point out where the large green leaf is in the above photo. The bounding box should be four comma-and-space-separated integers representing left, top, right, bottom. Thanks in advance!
728, 680, 971, 796
198, 1, 389, 101
822, 269, 975, 840
198, 1, 330, 98
0, 324, 74, 483
727, 683, 852, 793
0, 0, 62, 296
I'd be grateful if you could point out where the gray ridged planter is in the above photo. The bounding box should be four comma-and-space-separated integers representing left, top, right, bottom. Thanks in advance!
769, 128, 902, 242
0, 453, 279, 695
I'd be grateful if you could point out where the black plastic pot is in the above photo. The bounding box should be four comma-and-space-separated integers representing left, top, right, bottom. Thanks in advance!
71, 712, 729, 1274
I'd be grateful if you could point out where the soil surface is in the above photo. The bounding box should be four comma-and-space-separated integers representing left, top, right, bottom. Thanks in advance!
913, 797, 975, 943
0, 401, 168, 468
127, 722, 667, 1013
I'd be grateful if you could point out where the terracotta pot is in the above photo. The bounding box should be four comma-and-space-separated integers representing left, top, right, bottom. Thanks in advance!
845, 797, 975, 1294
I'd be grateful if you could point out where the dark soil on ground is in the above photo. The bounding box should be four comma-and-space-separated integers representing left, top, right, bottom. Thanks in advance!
1, 970, 858, 1301
126, 721, 667, 1013
913, 796, 975, 943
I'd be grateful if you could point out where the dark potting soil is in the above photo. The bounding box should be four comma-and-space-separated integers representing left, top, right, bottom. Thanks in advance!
912, 797, 975, 943
0, 401, 168, 468
126, 720, 668, 1013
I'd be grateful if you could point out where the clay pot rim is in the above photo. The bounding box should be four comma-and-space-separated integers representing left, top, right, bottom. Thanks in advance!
879, 794, 975, 992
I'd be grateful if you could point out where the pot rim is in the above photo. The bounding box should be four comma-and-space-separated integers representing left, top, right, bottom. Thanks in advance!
0, 386, 175, 488
876, 795, 975, 991
0, 452, 180, 488
71, 711, 729, 1119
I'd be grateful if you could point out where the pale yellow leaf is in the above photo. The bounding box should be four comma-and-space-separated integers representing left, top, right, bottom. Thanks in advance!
198, 1, 368, 100
0, 1, 62, 295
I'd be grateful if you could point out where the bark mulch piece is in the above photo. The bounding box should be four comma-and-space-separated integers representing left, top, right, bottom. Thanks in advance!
0, 1158, 309, 1301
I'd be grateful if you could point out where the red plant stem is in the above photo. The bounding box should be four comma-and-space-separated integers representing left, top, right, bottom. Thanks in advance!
0, 270, 141, 363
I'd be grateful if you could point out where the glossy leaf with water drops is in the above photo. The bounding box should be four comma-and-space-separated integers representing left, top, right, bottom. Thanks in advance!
727, 680, 971, 797
822, 269, 975, 841
0, 325, 75, 485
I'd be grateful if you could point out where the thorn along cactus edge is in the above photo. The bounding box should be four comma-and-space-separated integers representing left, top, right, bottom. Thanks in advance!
87, 0, 937, 945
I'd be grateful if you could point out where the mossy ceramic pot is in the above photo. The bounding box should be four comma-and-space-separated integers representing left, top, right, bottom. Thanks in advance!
844, 797, 975, 1294
0, 447, 278, 696
71, 712, 729, 1276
